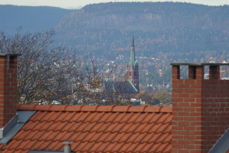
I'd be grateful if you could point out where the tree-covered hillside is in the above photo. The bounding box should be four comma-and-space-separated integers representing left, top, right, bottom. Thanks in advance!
55, 2, 229, 58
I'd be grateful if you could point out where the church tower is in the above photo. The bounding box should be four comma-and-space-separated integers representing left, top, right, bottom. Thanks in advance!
127, 37, 139, 91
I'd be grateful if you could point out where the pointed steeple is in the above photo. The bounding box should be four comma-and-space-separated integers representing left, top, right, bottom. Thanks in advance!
127, 37, 139, 92
130, 37, 137, 66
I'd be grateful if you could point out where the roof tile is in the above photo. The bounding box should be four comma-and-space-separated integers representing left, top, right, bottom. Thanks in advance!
63, 112, 75, 121
101, 113, 116, 123
89, 132, 103, 142
40, 121, 54, 131
77, 141, 90, 151
96, 105, 115, 112
112, 105, 130, 112
65, 105, 83, 112
128, 105, 147, 112
135, 143, 147, 152
77, 112, 90, 122
62, 132, 74, 141
49, 105, 67, 111
119, 142, 132, 152
119, 113, 133, 123
34, 105, 52, 111
22, 121, 38, 131
163, 143, 172, 152
111, 133, 122, 142
127, 113, 141, 123
150, 133, 162, 143
150, 143, 161, 152
104, 133, 117, 142
30, 111, 48, 121
141, 143, 154, 152
104, 113, 119, 122
126, 142, 138, 152
69, 112, 83, 122
134, 133, 147, 143
104, 142, 117, 152
144, 105, 160, 112
158, 113, 171, 123
16, 104, 36, 110
161, 106, 172, 112
118, 133, 132, 142
89, 142, 103, 152
46, 141, 62, 151
150, 113, 164, 123
32, 131, 45, 141
143, 113, 156, 123
127, 133, 140, 143
55, 112, 69, 121
97, 132, 111, 142
135, 123, 151, 133
81, 105, 99, 112
6, 140, 21, 149
96, 142, 110, 152
109, 142, 123, 152
24, 131, 37, 141
70, 141, 81, 151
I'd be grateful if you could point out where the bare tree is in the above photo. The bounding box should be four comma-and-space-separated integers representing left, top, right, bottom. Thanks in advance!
0, 31, 85, 104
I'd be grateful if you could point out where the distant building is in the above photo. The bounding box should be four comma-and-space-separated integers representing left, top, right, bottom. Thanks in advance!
104, 37, 139, 95
126, 37, 140, 91
104, 80, 138, 95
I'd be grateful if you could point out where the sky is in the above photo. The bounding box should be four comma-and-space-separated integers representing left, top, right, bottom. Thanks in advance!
0, 0, 229, 9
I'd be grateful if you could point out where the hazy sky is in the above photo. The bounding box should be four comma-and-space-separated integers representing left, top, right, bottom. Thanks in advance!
0, 0, 229, 9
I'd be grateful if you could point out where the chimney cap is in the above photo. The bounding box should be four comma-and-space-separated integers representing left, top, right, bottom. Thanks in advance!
63, 141, 72, 145
171, 63, 229, 66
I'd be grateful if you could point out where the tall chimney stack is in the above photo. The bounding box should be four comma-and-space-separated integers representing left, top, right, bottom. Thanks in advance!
0, 54, 18, 128
172, 63, 229, 153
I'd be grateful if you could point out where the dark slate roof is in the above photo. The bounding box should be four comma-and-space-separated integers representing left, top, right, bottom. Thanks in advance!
209, 128, 229, 153
104, 80, 138, 94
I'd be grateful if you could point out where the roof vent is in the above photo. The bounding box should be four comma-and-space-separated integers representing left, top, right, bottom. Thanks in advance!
63, 141, 72, 153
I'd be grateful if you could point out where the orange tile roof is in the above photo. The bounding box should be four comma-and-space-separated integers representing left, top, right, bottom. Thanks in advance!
1, 105, 172, 153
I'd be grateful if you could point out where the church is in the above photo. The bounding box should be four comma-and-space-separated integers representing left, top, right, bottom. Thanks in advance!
104, 37, 140, 95
126, 37, 139, 91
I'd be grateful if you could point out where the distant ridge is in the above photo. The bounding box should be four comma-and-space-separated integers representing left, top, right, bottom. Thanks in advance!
0, 5, 74, 33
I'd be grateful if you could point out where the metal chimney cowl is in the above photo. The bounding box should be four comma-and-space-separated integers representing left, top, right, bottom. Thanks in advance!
63, 141, 72, 153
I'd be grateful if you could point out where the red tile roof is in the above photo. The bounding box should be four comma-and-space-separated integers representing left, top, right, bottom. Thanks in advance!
1, 105, 172, 153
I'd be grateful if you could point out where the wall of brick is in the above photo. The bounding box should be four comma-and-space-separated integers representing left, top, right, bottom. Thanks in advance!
0, 55, 18, 127
172, 64, 229, 153
201, 79, 229, 152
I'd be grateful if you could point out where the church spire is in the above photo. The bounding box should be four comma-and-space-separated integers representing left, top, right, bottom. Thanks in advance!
127, 37, 139, 92
130, 36, 136, 66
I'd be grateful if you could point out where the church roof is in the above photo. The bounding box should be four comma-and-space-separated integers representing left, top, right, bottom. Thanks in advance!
104, 80, 138, 94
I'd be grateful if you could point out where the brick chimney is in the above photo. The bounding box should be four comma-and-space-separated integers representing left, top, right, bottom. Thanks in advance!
172, 63, 229, 153
0, 54, 18, 128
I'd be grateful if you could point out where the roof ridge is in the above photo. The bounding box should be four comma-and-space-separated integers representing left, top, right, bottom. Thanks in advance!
17, 104, 172, 113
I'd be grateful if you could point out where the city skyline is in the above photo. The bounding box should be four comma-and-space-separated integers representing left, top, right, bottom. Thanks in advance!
0, 0, 229, 9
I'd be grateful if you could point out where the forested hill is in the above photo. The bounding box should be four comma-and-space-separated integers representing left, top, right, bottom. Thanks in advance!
0, 3, 229, 60
0, 5, 73, 33
55, 2, 229, 58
